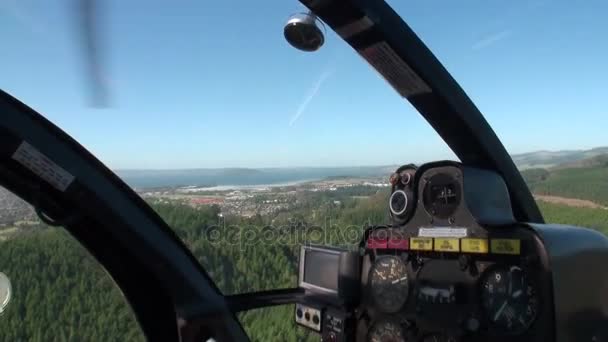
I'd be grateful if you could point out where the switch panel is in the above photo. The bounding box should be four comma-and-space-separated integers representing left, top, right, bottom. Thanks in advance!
295, 303, 322, 332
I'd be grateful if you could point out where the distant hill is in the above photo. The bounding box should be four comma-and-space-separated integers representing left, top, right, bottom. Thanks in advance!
550, 154, 608, 170
113, 147, 608, 189
512, 147, 608, 169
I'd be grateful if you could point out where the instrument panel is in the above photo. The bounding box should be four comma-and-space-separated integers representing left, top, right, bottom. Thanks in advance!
359, 229, 552, 342
356, 161, 554, 342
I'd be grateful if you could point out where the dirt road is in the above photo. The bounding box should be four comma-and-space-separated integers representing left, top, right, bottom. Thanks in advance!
534, 194, 607, 209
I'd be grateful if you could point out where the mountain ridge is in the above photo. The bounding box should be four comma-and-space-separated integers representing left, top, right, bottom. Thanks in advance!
115, 147, 608, 173
114, 147, 608, 188
512, 146, 608, 169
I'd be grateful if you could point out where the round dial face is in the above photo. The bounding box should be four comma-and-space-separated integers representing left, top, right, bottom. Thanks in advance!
370, 256, 409, 313
368, 319, 407, 342
480, 265, 539, 334
399, 171, 411, 185
389, 190, 408, 216
422, 173, 461, 219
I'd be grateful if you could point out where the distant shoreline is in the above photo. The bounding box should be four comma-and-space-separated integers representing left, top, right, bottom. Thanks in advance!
174, 179, 319, 192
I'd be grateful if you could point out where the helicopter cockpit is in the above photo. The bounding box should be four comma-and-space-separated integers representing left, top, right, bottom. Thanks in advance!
1, 0, 608, 341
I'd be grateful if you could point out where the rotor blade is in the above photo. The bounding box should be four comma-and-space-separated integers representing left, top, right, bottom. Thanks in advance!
76, 0, 110, 107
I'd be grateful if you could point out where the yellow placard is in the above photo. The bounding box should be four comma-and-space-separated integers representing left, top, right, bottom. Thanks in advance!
461, 238, 489, 254
434, 238, 460, 252
410, 237, 433, 251
491, 239, 521, 255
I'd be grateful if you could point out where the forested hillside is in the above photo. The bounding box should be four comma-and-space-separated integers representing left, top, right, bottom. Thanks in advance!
521, 155, 608, 206
532, 166, 608, 206
0, 228, 144, 342
0, 188, 607, 341
0, 189, 388, 342
0, 207, 312, 341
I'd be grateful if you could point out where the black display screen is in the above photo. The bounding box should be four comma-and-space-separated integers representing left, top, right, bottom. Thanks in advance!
303, 249, 340, 291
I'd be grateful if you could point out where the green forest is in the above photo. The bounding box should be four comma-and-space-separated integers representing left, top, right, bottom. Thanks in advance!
521, 155, 608, 206
1, 181, 608, 341
532, 167, 608, 206
0, 190, 388, 342
0, 228, 144, 342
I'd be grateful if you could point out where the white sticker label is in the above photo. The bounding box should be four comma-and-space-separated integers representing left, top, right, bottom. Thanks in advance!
418, 227, 468, 238
358, 41, 432, 98
12, 142, 75, 192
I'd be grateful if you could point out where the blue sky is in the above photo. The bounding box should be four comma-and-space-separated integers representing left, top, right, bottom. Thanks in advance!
1, 0, 607, 169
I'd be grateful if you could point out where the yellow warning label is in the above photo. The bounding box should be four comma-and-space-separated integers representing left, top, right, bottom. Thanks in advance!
434, 238, 460, 252
491, 239, 521, 255
410, 237, 433, 251
461, 239, 489, 254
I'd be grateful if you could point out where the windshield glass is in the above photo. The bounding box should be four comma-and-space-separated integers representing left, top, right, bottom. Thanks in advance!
2, 0, 457, 292
2, 0, 608, 340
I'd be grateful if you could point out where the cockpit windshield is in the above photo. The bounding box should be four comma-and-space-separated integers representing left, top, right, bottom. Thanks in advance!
1, 1, 608, 341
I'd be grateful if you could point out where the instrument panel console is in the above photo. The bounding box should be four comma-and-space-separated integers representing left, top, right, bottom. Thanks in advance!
296, 161, 555, 342
359, 225, 553, 341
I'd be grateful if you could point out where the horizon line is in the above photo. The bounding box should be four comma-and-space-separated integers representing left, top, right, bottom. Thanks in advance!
111, 145, 608, 171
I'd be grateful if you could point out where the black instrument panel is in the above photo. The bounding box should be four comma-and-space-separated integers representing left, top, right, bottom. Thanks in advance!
357, 162, 554, 342
359, 227, 553, 342
293, 162, 554, 342
406, 163, 483, 235
390, 161, 516, 233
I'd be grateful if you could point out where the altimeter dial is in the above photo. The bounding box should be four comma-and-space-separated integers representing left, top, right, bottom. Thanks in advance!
370, 256, 409, 313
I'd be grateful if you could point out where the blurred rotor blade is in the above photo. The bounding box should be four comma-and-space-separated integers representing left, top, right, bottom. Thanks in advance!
76, 0, 110, 107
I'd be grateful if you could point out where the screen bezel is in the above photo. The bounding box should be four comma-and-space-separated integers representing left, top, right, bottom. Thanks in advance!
298, 245, 341, 295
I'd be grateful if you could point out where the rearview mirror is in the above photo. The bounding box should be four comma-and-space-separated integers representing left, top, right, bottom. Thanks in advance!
284, 12, 325, 52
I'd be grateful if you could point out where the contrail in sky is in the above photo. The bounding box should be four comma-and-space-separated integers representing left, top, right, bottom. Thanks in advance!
289, 68, 334, 126
472, 29, 513, 50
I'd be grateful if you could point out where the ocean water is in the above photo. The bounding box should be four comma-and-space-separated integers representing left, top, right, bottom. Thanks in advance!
115, 166, 395, 189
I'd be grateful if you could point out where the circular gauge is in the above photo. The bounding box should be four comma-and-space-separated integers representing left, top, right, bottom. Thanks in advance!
480, 265, 539, 334
422, 173, 461, 219
0, 272, 12, 314
399, 171, 411, 186
370, 256, 409, 313
389, 190, 409, 216
368, 319, 407, 342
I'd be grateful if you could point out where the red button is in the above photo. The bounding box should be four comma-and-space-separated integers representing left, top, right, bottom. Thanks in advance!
367, 237, 388, 249
388, 238, 409, 250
